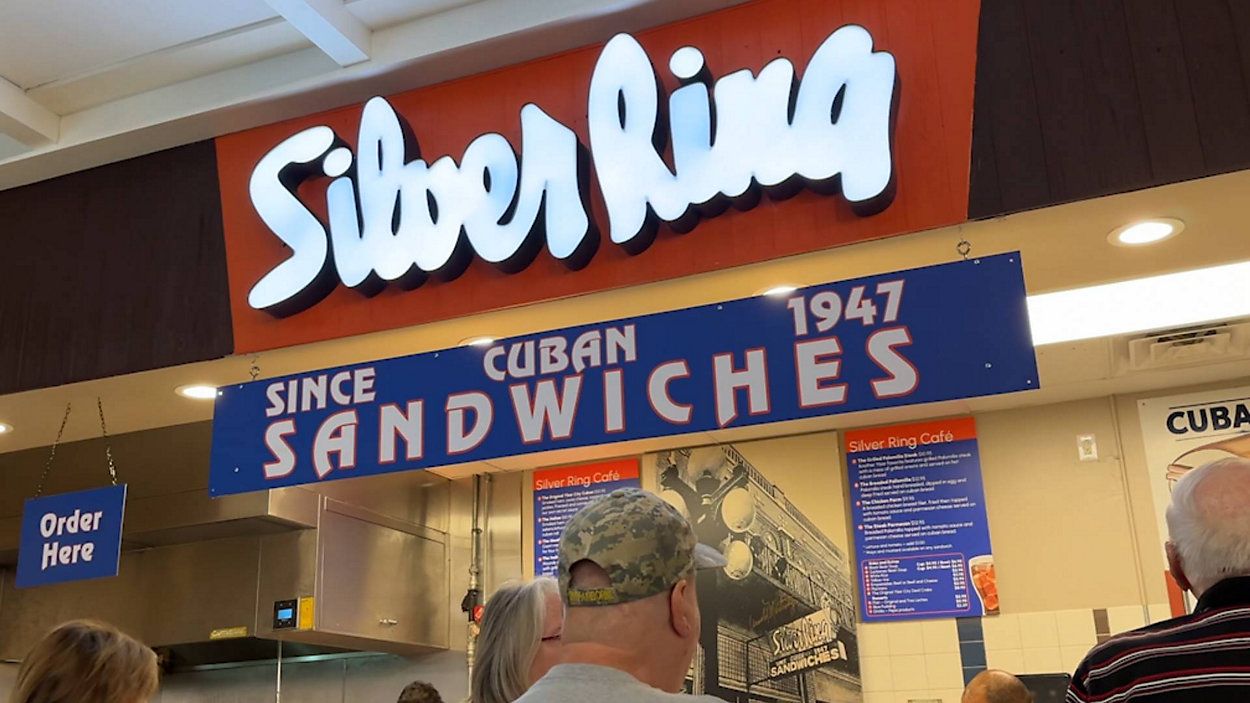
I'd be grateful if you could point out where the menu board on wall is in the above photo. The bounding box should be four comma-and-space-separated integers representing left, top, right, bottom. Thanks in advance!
846, 417, 997, 621
532, 459, 640, 577
1137, 385, 1250, 616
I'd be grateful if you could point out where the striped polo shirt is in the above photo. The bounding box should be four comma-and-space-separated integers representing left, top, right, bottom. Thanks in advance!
1067, 577, 1250, 702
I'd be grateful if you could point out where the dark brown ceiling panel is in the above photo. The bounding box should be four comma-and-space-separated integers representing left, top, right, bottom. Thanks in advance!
970, 0, 1250, 219
0, 141, 232, 394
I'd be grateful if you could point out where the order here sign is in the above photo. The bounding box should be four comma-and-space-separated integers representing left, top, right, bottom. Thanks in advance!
209, 253, 1038, 496
17, 485, 127, 589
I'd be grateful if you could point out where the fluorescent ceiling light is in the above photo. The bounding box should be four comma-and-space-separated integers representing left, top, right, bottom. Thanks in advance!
760, 284, 798, 297
177, 384, 219, 400
1110, 218, 1183, 246
462, 336, 497, 348
1028, 260, 1250, 345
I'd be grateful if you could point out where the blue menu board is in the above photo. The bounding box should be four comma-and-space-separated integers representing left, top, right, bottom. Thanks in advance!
532, 459, 640, 576
846, 418, 998, 621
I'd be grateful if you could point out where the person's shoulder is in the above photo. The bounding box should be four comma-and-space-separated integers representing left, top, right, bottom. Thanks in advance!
513, 665, 628, 702
1071, 606, 1250, 688
1083, 608, 1245, 662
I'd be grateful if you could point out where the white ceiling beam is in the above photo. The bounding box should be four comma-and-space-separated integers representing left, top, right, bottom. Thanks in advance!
264, 0, 371, 66
0, 77, 59, 146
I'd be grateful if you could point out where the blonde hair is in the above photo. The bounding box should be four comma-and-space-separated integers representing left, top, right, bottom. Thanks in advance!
470, 577, 559, 703
9, 620, 158, 703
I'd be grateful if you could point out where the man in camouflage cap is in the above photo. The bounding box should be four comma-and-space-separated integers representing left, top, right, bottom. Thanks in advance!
515, 488, 727, 703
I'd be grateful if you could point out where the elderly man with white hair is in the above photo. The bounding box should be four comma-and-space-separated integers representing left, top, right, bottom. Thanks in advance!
1068, 457, 1250, 702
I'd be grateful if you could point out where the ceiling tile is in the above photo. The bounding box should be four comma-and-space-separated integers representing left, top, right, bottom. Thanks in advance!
0, 0, 280, 89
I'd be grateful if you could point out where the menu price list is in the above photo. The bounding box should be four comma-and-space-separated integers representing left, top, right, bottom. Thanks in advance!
862, 554, 972, 617
846, 418, 996, 621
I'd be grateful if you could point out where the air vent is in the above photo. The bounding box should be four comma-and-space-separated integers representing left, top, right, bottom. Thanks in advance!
1118, 321, 1250, 373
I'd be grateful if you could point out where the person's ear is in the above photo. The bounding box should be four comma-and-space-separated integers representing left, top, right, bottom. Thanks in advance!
669, 580, 695, 638
1166, 541, 1193, 593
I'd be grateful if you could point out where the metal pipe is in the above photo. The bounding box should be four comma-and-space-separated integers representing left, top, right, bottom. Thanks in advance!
466, 473, 484, 685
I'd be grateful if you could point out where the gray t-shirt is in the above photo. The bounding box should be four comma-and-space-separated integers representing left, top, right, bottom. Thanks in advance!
515, 664, 725, 703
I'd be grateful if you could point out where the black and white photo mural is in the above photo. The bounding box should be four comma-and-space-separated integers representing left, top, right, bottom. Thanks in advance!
649, 433, 862, 703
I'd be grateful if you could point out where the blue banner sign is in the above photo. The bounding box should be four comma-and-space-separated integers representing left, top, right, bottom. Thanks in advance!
211, 253, 1036, 496
17, 484, 127, 589
847, 418, 997, 620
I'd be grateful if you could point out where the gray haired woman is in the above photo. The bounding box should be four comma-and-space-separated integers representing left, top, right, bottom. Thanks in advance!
470, 577, 563, 703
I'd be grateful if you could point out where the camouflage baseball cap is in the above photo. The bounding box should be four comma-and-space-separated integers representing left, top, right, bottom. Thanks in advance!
558, 487, 727, 607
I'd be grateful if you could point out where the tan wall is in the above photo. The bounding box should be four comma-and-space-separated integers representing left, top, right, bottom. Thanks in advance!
978, 398, 1156, 612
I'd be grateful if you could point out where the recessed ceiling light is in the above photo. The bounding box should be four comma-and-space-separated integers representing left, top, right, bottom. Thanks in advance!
462, 336, 497, 348
177, 384, 219, 400
759, 284, 799, 297
0, 422, 11, 434
1110, 218, 1183, 247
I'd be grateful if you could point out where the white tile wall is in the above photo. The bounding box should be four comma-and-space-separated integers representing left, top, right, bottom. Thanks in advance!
1061, 645, 1093, 673
985, 647, 1024, 673
857, 605, 1134, 700
861, 655, 895, 692
921, 619, 959, 653
1021, 646, 1064, 674
895, 690, 951, 703
1106, 605, 1146, 635
1018, 612, 1060, 648
1055, 609, 1097, 647
924, 653, 965, 689
1147, 603, 1173, 624
981, 613, 1021, 650
860, 621, 892, 657
887, 621, 928, 656
890, 654, 929, 690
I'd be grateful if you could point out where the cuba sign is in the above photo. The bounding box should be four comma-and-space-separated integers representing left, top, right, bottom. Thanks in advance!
247, 25, 897, 316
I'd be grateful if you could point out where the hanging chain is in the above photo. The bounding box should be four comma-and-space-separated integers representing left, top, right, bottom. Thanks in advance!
250, 354, 261, 382
97, 398, 119, 486
34, 402, 73, 497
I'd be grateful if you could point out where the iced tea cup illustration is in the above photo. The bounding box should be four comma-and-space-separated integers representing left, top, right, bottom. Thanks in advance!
969, 555, 999, 615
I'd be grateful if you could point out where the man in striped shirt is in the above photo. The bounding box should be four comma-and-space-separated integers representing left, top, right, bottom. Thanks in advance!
1067, 457, 1250, 702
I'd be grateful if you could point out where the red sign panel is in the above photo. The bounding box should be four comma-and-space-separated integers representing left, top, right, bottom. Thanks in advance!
217, 0, 980, 353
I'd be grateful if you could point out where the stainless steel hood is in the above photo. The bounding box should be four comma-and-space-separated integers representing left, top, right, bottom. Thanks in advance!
0, 492, 450, 668
0, 422, 453, 669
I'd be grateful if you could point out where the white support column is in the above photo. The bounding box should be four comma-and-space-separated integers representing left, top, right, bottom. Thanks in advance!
0, 77, 59, 146
264, 0, 372, 67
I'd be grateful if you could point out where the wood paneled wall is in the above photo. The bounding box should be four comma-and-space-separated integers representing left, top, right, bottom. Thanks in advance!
969, 0, 1250, 218
0, 142, 232, 394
